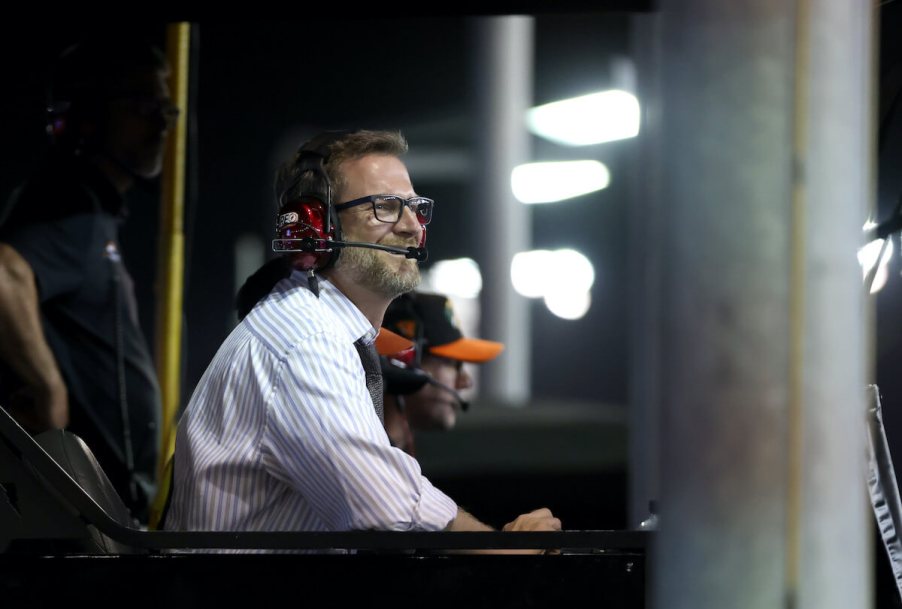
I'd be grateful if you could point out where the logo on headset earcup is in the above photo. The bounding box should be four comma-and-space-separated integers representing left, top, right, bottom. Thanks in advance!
276, 195, 338, 271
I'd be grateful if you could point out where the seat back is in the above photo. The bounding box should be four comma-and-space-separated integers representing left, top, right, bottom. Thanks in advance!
33, 429, 140, 553
0, 402, 654, 554
0, 405, 142, 554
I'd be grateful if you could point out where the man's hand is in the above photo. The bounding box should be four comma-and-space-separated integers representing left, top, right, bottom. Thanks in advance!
500, 507, 562, 555
444, 507, 563, 554
503, 507, 562, 533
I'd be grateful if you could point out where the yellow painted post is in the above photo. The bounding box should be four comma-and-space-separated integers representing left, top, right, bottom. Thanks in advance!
149, 22, 190, 529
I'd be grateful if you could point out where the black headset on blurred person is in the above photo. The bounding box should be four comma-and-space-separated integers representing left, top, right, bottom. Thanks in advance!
381, 292, 505, 413
45, 38, 172, 155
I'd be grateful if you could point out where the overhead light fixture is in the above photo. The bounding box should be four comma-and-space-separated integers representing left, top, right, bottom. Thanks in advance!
545, 289, 591, 320
858, 234, 894, 294
510, 249, 554, 298
526, 89, 641, 146
511, 160, 610, 204
554, 248, 596, 293
511, 248, 596, 320
427, 257, 483, 299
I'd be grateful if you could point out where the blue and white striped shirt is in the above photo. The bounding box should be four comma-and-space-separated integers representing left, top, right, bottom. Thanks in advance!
165, 271, 457, 540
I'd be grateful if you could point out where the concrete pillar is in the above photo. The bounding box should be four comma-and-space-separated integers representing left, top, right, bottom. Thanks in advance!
470, 16, 534, 405
648, 1, 874, 608
629, 11, 665, 529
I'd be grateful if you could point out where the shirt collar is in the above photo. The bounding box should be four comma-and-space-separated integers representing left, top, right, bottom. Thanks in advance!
289, 271, 378, 345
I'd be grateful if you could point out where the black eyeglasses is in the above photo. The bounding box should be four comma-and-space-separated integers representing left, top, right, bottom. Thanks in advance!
335, 194, 434, 225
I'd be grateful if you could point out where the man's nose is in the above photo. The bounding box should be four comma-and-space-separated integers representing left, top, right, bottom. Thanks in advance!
395, 204, 424, 240
148, 100, 180, 132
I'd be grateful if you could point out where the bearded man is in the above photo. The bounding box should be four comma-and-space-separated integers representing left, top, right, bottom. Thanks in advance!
164, 130, 560, 550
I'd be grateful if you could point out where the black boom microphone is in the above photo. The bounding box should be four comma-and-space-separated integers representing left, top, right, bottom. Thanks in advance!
385, 361, 469, 412
273, 237, 427, 262
425, 376, 469, 412
327, 240, 428, 261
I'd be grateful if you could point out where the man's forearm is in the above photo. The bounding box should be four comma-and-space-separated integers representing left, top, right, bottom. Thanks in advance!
443, 506, 562, 555
445, 507, 495, 533
0, 244, 67, 425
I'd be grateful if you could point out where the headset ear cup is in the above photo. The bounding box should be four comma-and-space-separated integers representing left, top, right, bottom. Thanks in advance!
314, 197, 337, 271
278, 195, 336, 272
304, 197, 332, 272
276, 130, 359, 272
46, 108, 67, 141
46, 100, 81, 147
46, 100, 100, 152
294, 148, 339, 271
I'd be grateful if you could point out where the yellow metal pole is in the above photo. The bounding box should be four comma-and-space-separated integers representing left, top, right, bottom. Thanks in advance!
149, 22, 190, 529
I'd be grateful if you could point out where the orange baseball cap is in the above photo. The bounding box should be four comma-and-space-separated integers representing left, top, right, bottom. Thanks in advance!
383, 292, 504, 363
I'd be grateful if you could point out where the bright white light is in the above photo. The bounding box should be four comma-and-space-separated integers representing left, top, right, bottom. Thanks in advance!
511, 249, 596, 320
429, 257, 483, 299
858, 238, 887, 271
858, 237, 894, 294
511, 161, 610, 204
545, 289, 592, 320
527, 89, 641, 146
554, 248, 596, 293
511, 250, 554, 298
870, 266, 889, 294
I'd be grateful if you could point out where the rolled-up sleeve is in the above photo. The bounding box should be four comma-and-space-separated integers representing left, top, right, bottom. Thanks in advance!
262, 329, 457, 532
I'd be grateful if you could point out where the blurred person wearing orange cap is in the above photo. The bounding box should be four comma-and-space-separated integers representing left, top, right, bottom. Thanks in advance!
381, 291, 503, 456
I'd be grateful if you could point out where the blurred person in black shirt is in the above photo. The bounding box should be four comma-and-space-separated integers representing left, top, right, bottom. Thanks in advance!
0, 35, 177, 522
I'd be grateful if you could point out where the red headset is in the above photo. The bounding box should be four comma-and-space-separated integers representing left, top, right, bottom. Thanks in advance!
271, 131, 345, 272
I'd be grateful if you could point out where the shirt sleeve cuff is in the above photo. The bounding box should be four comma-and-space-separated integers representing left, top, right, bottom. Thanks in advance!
412, 476, 458, 531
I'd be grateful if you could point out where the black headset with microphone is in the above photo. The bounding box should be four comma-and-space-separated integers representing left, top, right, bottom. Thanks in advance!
424, 375, 470, 413
382, 295, 469, 412
382, 357, 471, 413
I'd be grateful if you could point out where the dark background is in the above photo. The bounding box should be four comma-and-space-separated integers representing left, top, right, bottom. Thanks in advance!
0, 15, 639, 409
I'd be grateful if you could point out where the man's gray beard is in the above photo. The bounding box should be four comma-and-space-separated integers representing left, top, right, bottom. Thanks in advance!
335, 245, 421, 298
